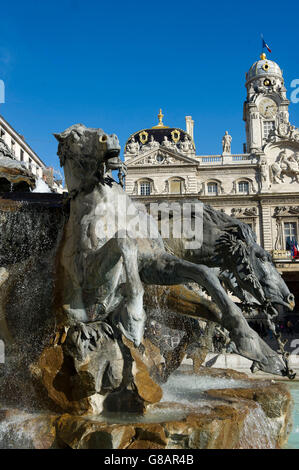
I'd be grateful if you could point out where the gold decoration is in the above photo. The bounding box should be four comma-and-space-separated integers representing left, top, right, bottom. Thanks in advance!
158, 109, 163, 125
260, 52, 267, 60
152, 108, 169, 129
171, 129, 181, 143
139, 131, 148, 144
262, 62, 269, 71
264, 78, 271, 86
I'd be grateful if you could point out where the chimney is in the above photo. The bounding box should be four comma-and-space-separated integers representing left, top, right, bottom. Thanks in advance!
185, 116, 194, 140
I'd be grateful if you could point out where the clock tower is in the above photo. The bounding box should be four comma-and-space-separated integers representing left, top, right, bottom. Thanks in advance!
243, 52, 290, 153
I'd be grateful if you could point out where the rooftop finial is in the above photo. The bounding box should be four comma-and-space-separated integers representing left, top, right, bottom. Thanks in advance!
152, 108, 169, 128
158, 108, 164, 126
260, 52, 266, 60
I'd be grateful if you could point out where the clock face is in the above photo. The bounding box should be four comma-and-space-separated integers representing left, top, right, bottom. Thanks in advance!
258, 98, 278, 118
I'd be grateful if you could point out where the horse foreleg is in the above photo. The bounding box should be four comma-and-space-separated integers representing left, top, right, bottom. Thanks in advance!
85, 233, 145, 346
139, 252, 286, 376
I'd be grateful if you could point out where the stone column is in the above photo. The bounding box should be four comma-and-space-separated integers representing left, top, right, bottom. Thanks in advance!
185, 116, 194, 140
260, 203, 273, 251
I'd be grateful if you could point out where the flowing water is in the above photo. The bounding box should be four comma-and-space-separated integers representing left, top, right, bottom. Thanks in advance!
0, 374, 254, 448
285, 382, 299, 449
161, 372, 249, 405
0, 373, 297, 449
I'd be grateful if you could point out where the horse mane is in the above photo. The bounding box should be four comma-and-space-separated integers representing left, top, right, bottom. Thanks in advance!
178, 198, 257, 243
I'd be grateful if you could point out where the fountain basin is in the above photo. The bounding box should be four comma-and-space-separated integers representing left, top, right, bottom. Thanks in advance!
0, 369, 293, 449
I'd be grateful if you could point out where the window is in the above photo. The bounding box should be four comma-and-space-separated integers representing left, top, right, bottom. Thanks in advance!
284, 222, 297, 249
238, 181, 249, 193
207, 182, 218, 195
170, 179, 183, 194
140, 181, 151, 196
263, 121, 275, 140
20, 149, 24, 161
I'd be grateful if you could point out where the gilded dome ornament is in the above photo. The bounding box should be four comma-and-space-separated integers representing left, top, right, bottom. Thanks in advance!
246, 53, 282, 83
139, 131, 148, 144
171, 129, 181, 143
152, 108, 169, 129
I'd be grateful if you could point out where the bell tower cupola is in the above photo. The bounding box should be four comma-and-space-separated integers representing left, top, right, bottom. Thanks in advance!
243, 53, 290, 153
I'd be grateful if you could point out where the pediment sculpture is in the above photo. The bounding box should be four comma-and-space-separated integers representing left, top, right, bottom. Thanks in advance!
125, 136, 140, 158
128, 148, 193, 167
231, 207, 258, 218
274, 206, 299, 217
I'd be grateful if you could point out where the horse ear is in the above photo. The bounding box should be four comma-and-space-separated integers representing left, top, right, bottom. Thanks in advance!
53, 133, 64, 143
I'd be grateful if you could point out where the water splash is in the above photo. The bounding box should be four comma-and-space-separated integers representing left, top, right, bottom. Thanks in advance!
31, 178, 52, 193
238, 404, 276, 449
0, 411, 41, 449
285, 382, 299, 449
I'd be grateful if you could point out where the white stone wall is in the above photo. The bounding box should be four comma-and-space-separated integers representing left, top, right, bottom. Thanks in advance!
0, 116, 45, 179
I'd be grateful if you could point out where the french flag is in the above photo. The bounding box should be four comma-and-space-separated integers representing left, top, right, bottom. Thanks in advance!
261, 35, 272, 53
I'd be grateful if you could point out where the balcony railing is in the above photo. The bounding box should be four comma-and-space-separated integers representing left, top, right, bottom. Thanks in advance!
198, 154, 255, 166
272, 250, 295, 261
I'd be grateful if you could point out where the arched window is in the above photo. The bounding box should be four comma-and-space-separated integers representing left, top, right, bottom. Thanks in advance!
140, 180, 151, 196
207, 182, 218, 195
238, 181, 249, 193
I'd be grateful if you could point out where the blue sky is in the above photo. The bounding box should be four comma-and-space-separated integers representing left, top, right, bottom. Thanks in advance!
0, 0, 299, 175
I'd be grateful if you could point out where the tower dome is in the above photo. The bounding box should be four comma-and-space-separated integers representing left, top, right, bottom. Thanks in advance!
246, 53, 282, 84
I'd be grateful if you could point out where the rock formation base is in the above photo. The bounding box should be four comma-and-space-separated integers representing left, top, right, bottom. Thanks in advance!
0, 369, 293, 449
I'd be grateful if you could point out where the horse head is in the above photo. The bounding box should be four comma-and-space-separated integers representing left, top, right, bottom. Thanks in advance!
54, 124, 123, 194
216, 223, 295, 317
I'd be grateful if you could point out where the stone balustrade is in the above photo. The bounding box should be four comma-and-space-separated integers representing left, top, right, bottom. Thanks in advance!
198, 154, 255, 165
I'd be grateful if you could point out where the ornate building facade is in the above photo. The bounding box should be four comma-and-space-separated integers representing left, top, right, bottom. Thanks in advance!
124, 53, 299, 308
0, 113, 63, 192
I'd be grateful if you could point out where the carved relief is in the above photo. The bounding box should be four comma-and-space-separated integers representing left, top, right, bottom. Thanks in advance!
144, 135, 159, 152
231, 207, 258, 218
251, 77, 286, 98
125, 136, 140, 157
270, 151, 299, 184
258, 156, 270, 191
162, 180, 169, 194
268, 123, 299, 143
274, 206, 299, 217
179, 135, 195, 155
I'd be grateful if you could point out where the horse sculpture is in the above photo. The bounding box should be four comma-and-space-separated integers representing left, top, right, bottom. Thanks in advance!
54, 124, 295, 379
153, 202, 296, 376
271, 151, 299, 184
